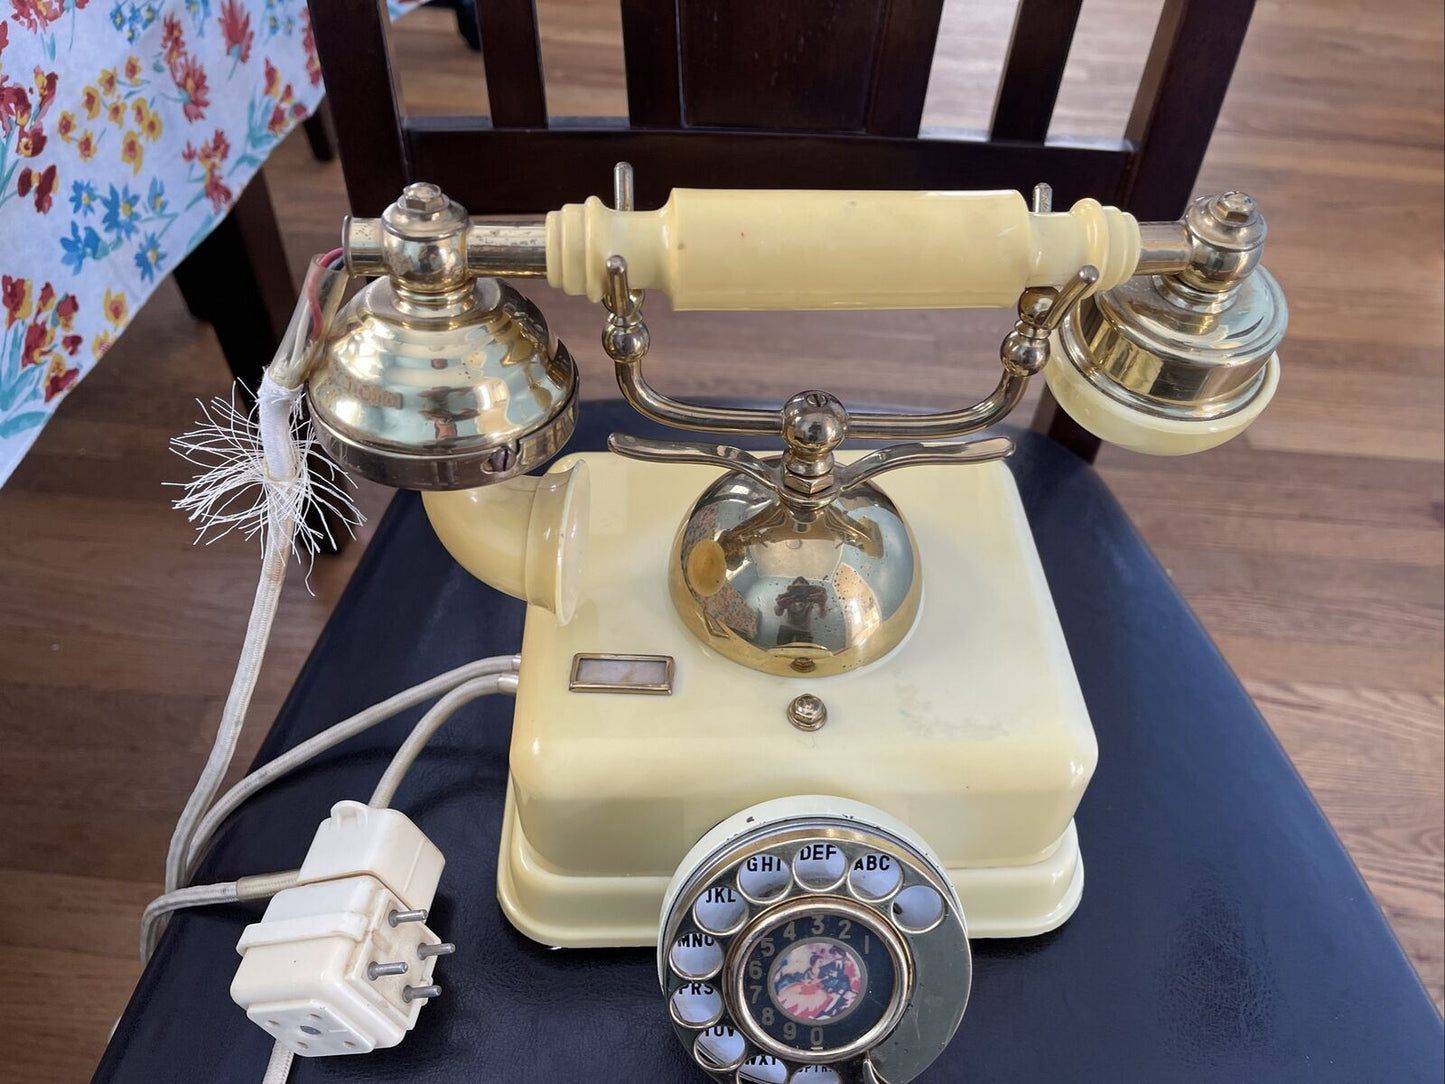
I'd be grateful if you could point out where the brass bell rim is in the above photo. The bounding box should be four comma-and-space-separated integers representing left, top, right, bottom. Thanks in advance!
1055, 318, 1274, 423
1091, 267, 1287, 369
1056, 265, 1286, 423
312, 379, 579, 491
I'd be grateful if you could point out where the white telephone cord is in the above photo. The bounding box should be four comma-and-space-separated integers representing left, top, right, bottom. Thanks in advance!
165, 252, 356, 896
141, 669, 519, 1082
183, 654, 520, 881
152, 253, 522, 1082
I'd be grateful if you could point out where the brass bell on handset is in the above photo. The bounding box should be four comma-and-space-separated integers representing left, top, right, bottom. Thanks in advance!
1048, 190, 1287, 454
306, 182, 579, 489
305, 182, 591, 621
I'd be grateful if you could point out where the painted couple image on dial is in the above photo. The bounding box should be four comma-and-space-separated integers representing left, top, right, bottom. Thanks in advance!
768, 938, 866, 1023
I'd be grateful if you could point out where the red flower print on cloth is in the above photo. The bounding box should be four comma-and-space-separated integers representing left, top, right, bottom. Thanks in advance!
260, 57, 299, 136
6, 280, 82, 405
2, 66, 57, 168
9, 0, 64, 34
219, 0, 253, 64
161, 15, 210, 121
21, 319, 51, 366
301, 9, 322, 87
0, 82, 26, 134
16, 162, 57, 211
170, 53, 209, 121
43, 355, 79, 400
182, 127, 232, 210
32, 65, 55, 113
161, 13, 184, 63
2, 276, 32, 328
14, 122, 42, 154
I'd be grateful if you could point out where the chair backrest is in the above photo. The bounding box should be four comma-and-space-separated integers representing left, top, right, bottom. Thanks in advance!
311, 0, 1255, 218
307, 0, 1257, 458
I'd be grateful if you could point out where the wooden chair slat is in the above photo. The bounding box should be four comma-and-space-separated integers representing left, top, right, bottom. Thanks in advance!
406, 121, 1131, 213
676, 0, 887, 131
621, 0, 684, 126
1121, 0, 1256, 219
990, 0, 1084, 143
478, 0, 549, 128
309, 0, 410, 214
865, 0, 945, 137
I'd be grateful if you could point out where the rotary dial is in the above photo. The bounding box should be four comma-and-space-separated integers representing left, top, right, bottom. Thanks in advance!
659, 798, 971, 1084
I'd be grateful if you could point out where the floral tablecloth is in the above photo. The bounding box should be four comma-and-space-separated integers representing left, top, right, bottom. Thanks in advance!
0, 0, 412, 484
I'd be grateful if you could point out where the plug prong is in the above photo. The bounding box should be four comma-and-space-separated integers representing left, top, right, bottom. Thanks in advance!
367, 961, 409, 979
402, 984, 441, 1003
418, 942, 455, 959
388, 908, 427, 927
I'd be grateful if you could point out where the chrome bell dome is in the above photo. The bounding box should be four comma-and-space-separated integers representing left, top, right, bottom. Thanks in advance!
307, 183, 578, 490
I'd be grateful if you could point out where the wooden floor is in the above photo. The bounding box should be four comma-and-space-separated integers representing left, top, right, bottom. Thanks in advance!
0, 2, 1440, 1080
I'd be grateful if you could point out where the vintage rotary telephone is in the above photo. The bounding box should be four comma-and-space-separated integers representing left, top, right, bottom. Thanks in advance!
172, 164, 1285, 1083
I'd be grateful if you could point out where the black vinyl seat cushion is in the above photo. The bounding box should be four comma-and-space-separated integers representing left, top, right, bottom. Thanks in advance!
95, 402, 1444, 1082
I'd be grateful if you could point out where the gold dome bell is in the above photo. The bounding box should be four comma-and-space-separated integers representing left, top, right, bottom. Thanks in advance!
306, 183, 589, 624
611, 391, 1012, 677
307, 183, 578, 490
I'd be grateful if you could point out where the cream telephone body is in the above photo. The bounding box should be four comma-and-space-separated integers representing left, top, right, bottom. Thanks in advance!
224, 166, 1286, 1082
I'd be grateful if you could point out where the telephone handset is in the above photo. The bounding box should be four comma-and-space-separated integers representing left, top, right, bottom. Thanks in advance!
221, 165, 1285, 1081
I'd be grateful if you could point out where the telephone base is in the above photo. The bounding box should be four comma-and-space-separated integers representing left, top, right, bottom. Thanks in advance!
496, 451, 1097, 950
497, 782, 1084, 947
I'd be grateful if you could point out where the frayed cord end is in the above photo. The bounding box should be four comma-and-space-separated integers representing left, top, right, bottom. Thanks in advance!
168, 377, 364, 576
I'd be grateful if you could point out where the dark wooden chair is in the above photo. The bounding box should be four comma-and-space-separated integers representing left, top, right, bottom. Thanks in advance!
307, 0, 1258, 461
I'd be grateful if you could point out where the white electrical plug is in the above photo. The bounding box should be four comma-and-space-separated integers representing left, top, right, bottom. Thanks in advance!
231, 801, 453, 1056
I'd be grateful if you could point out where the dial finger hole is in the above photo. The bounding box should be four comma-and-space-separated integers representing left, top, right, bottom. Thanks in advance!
670, 931, 724, 980
846, 852, 902, 902
737, 1054, 789, 1083
792, 1067, 842, 1083
670, 981, 724, 1029
792, 842, 847, 890
737, 852, 791, 903
694, 884, 749, 936
889, 884, 945, 934
694, 1024, 748, 1071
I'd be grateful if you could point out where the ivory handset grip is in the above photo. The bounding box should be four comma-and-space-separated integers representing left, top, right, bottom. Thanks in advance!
545, 189, 1142, 311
